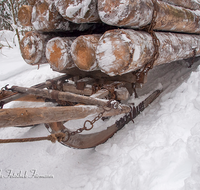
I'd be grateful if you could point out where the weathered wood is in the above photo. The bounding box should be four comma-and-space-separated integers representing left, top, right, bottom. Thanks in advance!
98, 0, 200, 34
18, 5, 32, 26
46, 37, 75, 72
20, 31, 52, 65
115, 87, 130, 100
0, 105, 130, 128
71, 34, 101, 71
54, 0, 100, 23
161, 0, 200, 10
0, 75, 69, 105
90, 89, 109, 99
62, 82, 93, 96
96, 29, 200, 76
10, 86, 108, 106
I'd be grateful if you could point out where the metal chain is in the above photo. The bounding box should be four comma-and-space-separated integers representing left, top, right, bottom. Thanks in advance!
136, 0, 160, 83
69, 100, 117, 137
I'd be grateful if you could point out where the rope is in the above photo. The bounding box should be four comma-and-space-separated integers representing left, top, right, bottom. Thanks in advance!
0, 132, 66, 144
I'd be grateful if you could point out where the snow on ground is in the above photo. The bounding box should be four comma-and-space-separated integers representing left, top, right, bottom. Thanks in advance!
0, 31, 200, 190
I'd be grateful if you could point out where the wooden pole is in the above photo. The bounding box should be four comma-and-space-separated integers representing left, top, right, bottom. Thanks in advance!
161, 0, 200, 10
54, 0, 100, 23
96, 29, 200, 76
46, 37, 75, 72
18, 5, 32, 27
98, 0, 200, 34
20, 31, 52, 65
10, 86, 108, 106
0, 105, 130, 128
71, 34, 101, 71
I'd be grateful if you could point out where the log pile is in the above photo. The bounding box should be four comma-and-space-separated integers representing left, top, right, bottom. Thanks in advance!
19, 0, 200, 82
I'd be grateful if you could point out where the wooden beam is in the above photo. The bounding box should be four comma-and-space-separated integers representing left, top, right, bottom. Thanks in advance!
0, 105, 130, 128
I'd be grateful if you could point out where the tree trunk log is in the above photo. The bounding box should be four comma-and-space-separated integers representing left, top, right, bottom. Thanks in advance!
46, 37, 75, 72
98, 0, 200, 34
54, 0, 100, 23
96, 29, 200, 76
31, 0, 92, 32
71, 34, 101, 71
161, 0, 200, 10
18, 5, 32, 27
20, 31, 52, 65
0, 105, 130, 128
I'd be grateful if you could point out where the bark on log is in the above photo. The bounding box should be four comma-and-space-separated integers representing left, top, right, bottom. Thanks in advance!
71, 34, 101, 71
161, 0, 200, 10
18, 5, 32, 27
20, 31, 52, 65
0, 105, 130, 128
46, 37, 75, 72
54, 0, 100, 23
96, 29, 200, 76
98, 0, 200, 34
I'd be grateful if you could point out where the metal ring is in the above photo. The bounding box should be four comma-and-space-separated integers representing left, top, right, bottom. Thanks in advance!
83, 120, 94, 131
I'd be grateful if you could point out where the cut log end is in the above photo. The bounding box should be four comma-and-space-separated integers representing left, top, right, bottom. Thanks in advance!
20, 31, 46, 65
18, 5, 32, 27
71, 35, 101, 71
96, 30, 133, 76
46, 37, 75, 72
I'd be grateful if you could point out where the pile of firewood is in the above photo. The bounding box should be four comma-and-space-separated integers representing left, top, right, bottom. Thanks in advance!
19, 0, 200, 78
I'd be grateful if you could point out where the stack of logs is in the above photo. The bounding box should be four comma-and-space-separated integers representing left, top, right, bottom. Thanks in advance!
19, 0, 200, 79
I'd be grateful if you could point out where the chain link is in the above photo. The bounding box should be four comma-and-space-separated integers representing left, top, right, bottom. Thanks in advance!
136, 0, 160, 83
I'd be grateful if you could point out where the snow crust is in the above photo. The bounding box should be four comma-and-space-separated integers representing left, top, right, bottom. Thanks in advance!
1, 31, 200, 190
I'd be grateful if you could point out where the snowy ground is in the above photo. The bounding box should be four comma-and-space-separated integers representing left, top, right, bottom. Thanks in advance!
0, 30, 200, 190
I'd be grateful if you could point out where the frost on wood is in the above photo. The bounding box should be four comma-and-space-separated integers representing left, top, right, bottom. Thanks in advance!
46, 37, 75, 72
96, 29, 200, 76
55, 0, 100, 23
161, 0, 200, 10
98, 0, 200, 34
18, 5, 33, 27
71, 34, 101, 71
20, 31, 50, 65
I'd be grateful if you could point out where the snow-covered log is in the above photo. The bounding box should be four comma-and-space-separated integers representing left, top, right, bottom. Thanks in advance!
20, 31, 52, 65
98, 0, 200, 34
31, 0, 92, 32
96, 29, 200, 76
46, 37, 75, 72
54, 0, 100, 23
161, 0, 200, 10
18, 5, 33, 27
71, 34, 101, 71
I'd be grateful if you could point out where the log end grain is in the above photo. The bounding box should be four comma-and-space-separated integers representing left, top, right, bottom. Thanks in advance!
18, 5, 33, 27
71, 35, 101, 71
96, 30, 132, 76
20, 31, 46, 65
55, 0, 100, 23
46, 37, 74, 72
31, 0, 64, 32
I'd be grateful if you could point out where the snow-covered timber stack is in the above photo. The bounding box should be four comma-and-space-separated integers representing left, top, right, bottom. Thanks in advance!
98, 0, 200, 34
96, 29, 200, 76
54, 0, 100, 23
46, 37, 75, 72
71, 34, 101, 71
161, 0, 200, 10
